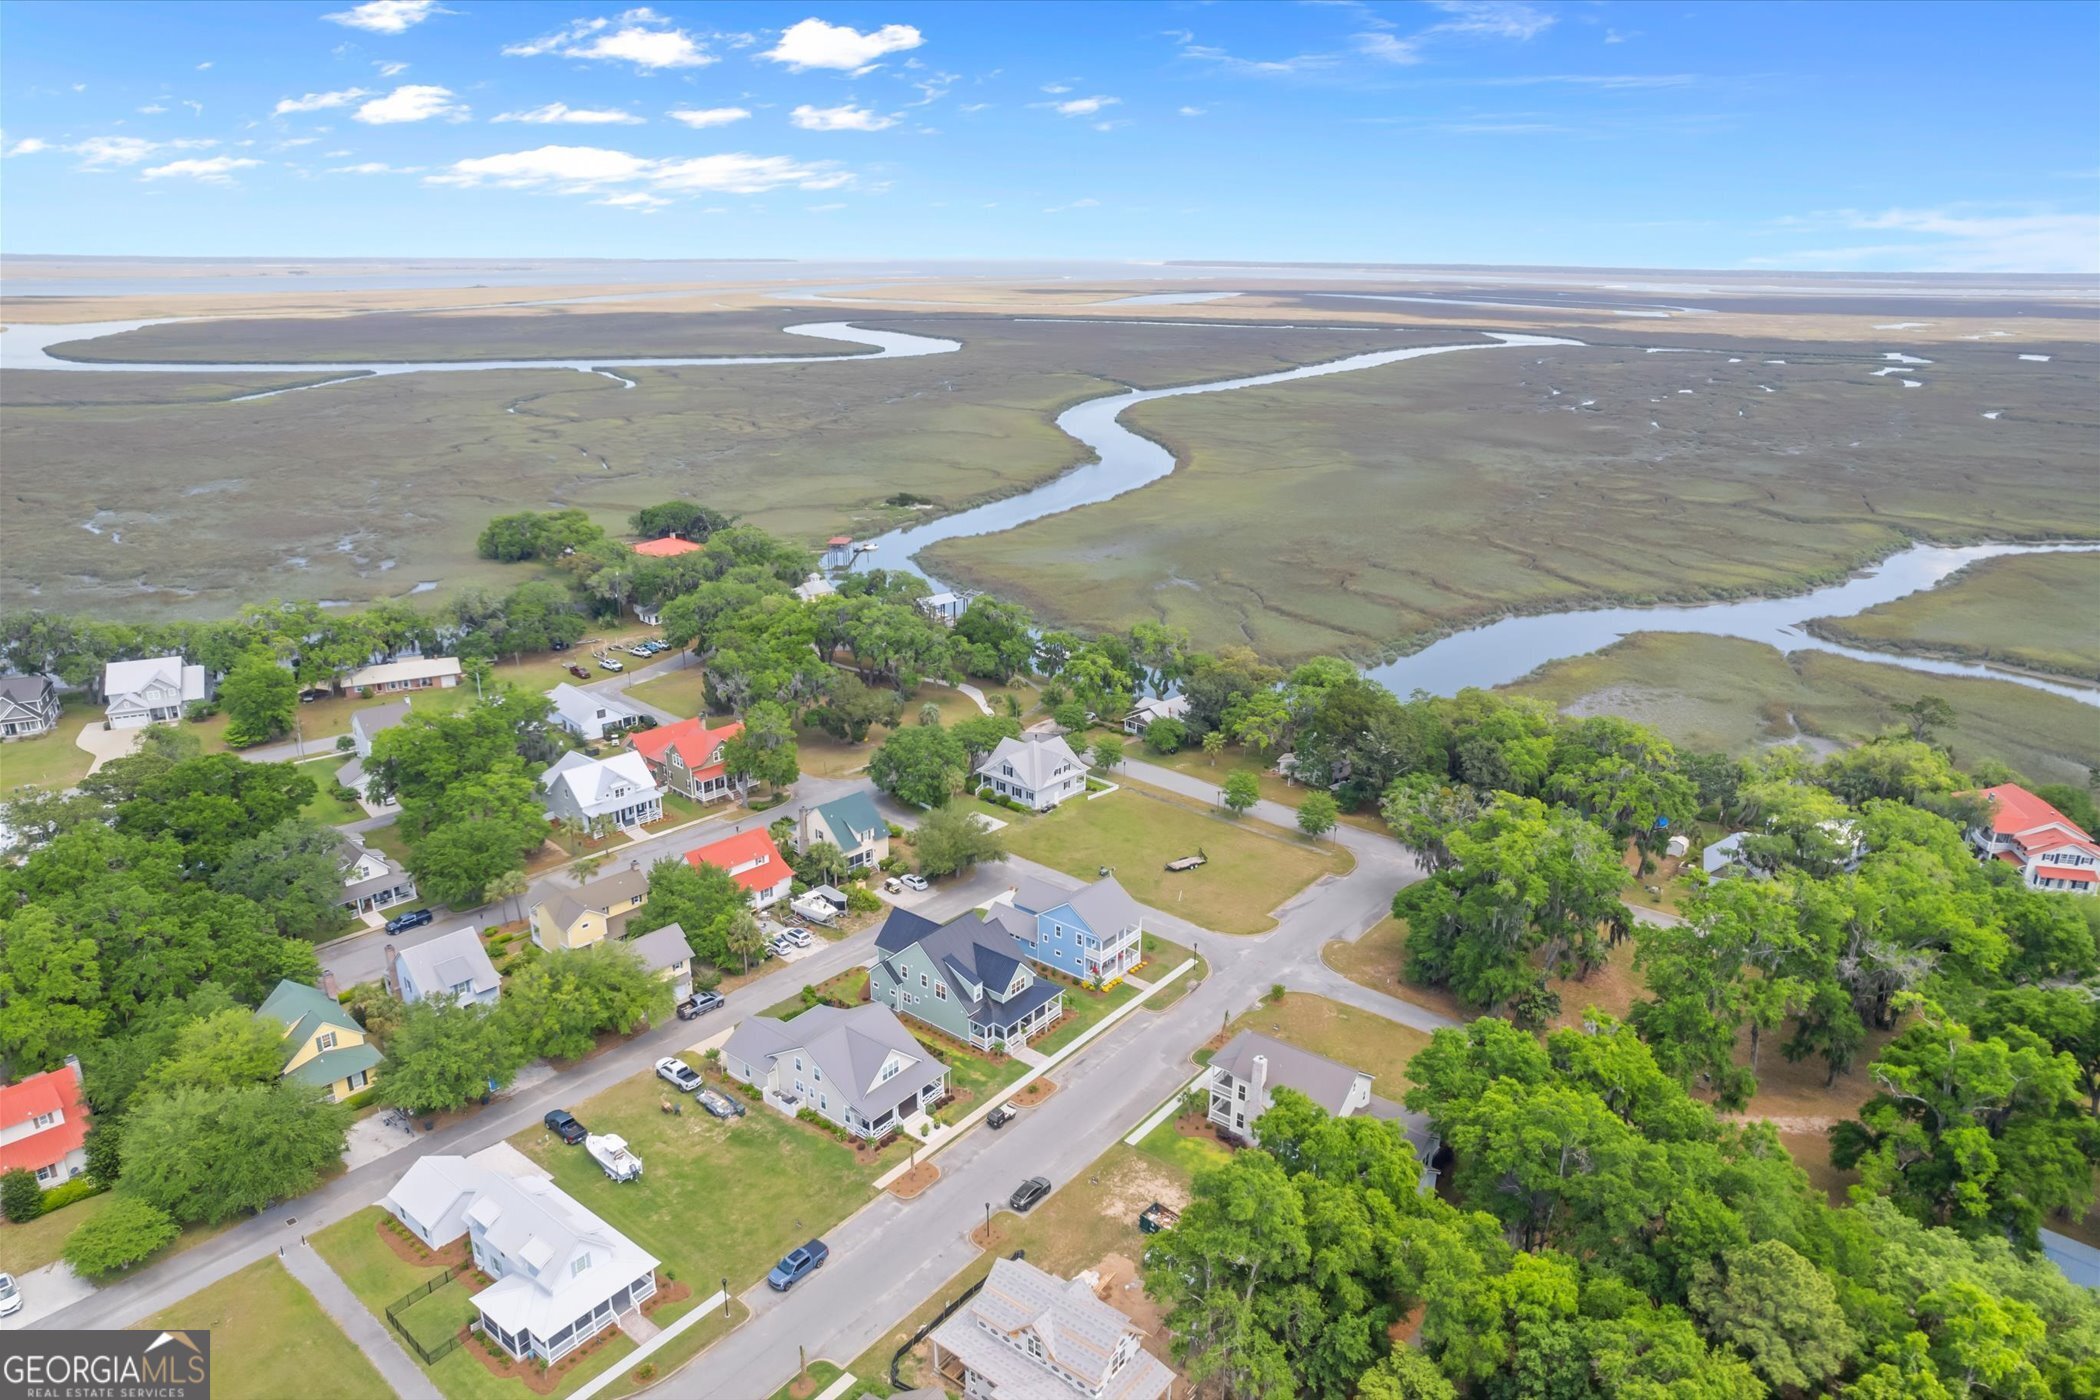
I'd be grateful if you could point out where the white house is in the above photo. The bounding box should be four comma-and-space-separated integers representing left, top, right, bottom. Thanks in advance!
720, 1004, 948, 1140
385, 927, 501, 1008
1123, 694, 1190, 737
919, 592, 966, 625
337, 832, 418, 922
102, 655, 208, 729
382, 1156, 659, 1366
350, 700, 413, 760
338, 656, 462, 696
928, 1256, 1176, 1400
0, 1056, 90, 1187
975, 734, 1088, 812
0, 675, 62, 739
1207, 1031, 1372, 1142
1969, 783, 2099, 895
793, 572, 836, 603
540, 750, 664, 830
545, 683, 644, 743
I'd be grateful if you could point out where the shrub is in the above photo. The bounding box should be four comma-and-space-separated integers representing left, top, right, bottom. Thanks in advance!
845, 885, 883, 915
39, 1177, 106, 1212
63, 1197, 179, 1278
339, 1086, 382, 1112
885, 822, 905, 839
1144, 717, 1188, 755
183, 699, 220, 721
1, 1169, 44, 1223
1269, 983, 1286, 1003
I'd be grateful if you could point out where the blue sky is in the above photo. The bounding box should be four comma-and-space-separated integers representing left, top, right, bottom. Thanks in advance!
3, 0, 2096, 271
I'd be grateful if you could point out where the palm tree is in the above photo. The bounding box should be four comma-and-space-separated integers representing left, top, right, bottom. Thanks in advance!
485, 868, 531, 926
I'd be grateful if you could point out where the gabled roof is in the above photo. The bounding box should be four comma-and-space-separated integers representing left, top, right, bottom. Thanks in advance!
1211, 1031, 1367, 1116
0, 674, 54, 708
1126, 694, 1189, 724
546, 683, 642, 730
622, 923, 692, 974
103, 656, 205, 706
395, 927, 500, 1003
874, 906, 942, 955
351, 700, 413, 743
1977, 783, 2095, 844
932, 1256, 1174, 1400
1011, 874, 1145, 937
255, 979, 358, 1054
542, 750, 660, 813
975, 734, 1084, 791
0, 1060, 88, 1173
810, 790, 886, 849
723, 1004, 946, 1122
340, 656, 461, 689
685, 828, 790, 895
882, 910, 1033, 1014
631, 716, 742, 776
287, 1041, 384, 1088
537, 866, 650, 933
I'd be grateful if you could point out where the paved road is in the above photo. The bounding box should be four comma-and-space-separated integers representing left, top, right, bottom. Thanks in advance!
32, 869, 1009, 1337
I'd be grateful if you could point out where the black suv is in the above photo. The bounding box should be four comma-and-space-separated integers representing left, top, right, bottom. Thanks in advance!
384, 908, 435, 934
1010, 1177, 1052, 1213
544, 1110, 587, 1144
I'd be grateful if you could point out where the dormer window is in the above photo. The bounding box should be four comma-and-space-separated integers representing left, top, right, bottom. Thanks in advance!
316, 1031, 338, 1051
571, 1254, 591, 1277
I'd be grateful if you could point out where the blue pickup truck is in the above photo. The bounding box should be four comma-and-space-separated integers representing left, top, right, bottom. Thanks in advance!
766, 1239, 830, 1292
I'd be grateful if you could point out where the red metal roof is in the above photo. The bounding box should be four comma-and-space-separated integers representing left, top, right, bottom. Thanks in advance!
685, 828, 790, 894
0, 1062, 89, 1175
1976, 783, 2093, 842
630, 717, 741, 779
2036, 866, 2097, 885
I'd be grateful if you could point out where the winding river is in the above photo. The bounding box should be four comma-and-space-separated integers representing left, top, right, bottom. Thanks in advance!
10, 311, 2095, 705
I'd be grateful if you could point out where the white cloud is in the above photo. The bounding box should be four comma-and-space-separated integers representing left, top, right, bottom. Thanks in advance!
1427, 1, 1555, 40
274, 87, 370, 115
1052, 95, 1118, 117
1043, 196, 1100, 213
505, 9, 714, 70
596, 190, 669, 210
72, 135, 214, 169
790, 103, 896, 132
958, 102, 991, 113
1179, 42, 1339, 78
1178, 106, 1205, 117
808, 201, 845, 211
762, 17, 922, 71
1757, 205, 2100, 275
329, 160, 421, 173
668, 106, 751, 128
196, 61, 213, 70
140, 155, 262, 182
1041, 83, 1071, 94
323, 0, 450, 35
1354, 32, 1421, 64
276, 136, 322, 148
1474, 72, 1698, 89
138, 103, 169, 115
182, 100, 204, 116
427, 143, 849, 200
5, 137, 50, 156
494, 102, 644, 125
354, 85, 467, 124
376, 60, 409, 77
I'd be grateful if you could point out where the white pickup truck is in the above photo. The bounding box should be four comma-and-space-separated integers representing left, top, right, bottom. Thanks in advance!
585, 1133, 644, 1183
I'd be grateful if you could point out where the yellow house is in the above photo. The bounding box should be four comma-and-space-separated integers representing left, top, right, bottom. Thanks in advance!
255, 979, 383, 1103
530, 867, 650, 952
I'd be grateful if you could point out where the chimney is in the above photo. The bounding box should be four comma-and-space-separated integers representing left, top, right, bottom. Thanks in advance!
63, 1053, 83, 1086
321, 968, 341, 999
1249, 1053, 1269, 1108
382, 945, 399, 998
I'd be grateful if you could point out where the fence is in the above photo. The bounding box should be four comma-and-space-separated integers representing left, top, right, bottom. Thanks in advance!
889, 1257, 1012, 1389
384, 1264, 469, 1365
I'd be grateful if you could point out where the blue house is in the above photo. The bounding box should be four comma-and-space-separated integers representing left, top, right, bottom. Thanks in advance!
1004, 875, 1146, 987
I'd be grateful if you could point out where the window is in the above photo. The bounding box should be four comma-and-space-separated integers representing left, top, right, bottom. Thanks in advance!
794, 1056, 803, 1073
919, 973, 929, 988
934, 983, 948, 1001
30, 1111, 57, 1130
347, 1069, 369, 1092
1236, 1083, 1247, 1102
316, 1031, 338, 1052
35, 1165, 57, 1183
571, 1255, 592, 1277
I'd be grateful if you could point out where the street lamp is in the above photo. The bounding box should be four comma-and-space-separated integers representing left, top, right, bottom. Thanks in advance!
984, 1201, 992, 1243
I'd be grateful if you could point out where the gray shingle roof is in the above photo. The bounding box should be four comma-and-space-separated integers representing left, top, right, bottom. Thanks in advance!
621, 923, 691, 975
1011, 874, 1144, 937
724, 1004, 946, 1124
1211, 1031, 1365, 1115
974, 734, 1084, 792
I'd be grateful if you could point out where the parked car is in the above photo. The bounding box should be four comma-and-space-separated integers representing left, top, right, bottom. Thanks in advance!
987, 1105, 1015, 1130
626, 645, 652, 658
544, 1110, 587, 1144
642, 640, 669, 654
782, 927, 814, 949
901, 873, 930, 892
696, 1087, 744, 1120
883, 876, 904, 895
567, 663, 592, 680
655, 1057, 703, 1093
550, 639, 570, 651
0, 1271, 20, 1318
766, 1239, 830, 1292
598, 657, 625, 673
384, 908, 434, 934
676, 991, 725, 1020
1010, 1177, 1052, 1213
298, 687, 332, 704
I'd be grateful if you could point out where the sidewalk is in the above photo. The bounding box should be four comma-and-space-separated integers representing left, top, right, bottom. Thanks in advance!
281, 1243, 442, 1400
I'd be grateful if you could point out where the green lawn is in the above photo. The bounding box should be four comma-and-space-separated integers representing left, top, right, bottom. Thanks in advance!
1134, 1112, 1236, 1183
143, 1256, 393, 1400
511, 1053, 881, 1298
1133, 933, 1206, 1012
914, 1034, 1029, 1108
1001, 781, 1352, 935
0, 702, 98, 793
397, 1276, 480, 1354
302, 779, 367, 828
363, 822, 414, 867
762, 965, 869, 1021
0, 1192, 113, 1274
1034, 979, 1142, 1056
1132, 741, 1386, 832
312, 1207, 452, 1321
770, 1359, 846, 1400
624, 667, 708, 719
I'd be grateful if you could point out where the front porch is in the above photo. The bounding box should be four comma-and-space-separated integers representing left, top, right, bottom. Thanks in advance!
968, 989, 1066, 1051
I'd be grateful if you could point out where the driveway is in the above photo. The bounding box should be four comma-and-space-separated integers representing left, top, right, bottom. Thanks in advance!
0, 1260, 94, 1331
72, 722, 138, 775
